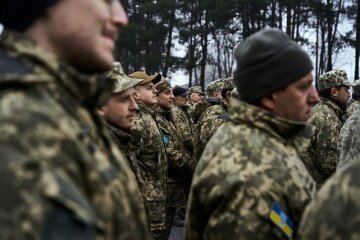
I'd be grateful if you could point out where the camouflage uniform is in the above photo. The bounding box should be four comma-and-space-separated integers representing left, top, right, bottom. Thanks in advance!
302, 70, 350, 186
299, 159, 360, 239
343, 79, 360, 120
185, 99, 316, 240
0, 30, 149, 239
188, 86, 205, 123
344, 99, 360, 120
172, 105, 194, 155
195, 78, 234, 159
131, 103, 168, 238
337, 107, 360, 170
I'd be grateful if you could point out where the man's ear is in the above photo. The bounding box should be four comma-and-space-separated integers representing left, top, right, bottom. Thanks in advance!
259, 94, 275, 111
330, 87, 338, 98
98, 107, 105, 116
133, 90, 140, 101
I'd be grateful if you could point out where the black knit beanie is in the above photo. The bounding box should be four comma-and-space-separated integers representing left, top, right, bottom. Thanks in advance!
233, 28, 313, 103
0, 0, 59, 31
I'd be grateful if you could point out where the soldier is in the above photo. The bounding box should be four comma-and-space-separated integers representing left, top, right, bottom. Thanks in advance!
0, 0, 149, 239
302, 70, 350, 186
154, 80, 196, 234
299, 159, 360, 239
172, 86, 194, 155
188, 86, 205, 123
129, 71, 168, 240
337, 80, 360, 170
98, 62, 146, 209
195, 77, 234, 159
185, 29, 318, 240
343, 79, 360, 120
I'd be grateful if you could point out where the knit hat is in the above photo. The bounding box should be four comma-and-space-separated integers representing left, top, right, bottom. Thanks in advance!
233, 28, 313, 103
173, 86, 188, 97
318, 70, 350, 91
0, 0, 59, 31
107, 62, 142, 94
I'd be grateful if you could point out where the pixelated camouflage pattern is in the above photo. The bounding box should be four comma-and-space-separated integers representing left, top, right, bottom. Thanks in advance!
206, 77, 235, 96
194, 98, 227, 159
104, 122, 147, 205
185, 98, 316, 240
0, 30, 149, 239
172, 105, 194, 155
337, 106, 360, 170
131, 103, 168, 233
107, 62, 142, 94
343, 99, 360, 121
302, 97, 345, 186
188, 86, 204, 94
155, 106, 196, 207
188, 101, 207, 124
317, 69, 350, 91
155, 80, 171, 95
299, 159, 360, 239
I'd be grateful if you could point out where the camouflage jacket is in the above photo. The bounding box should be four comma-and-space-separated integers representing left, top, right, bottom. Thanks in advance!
302, 97, 344, 186
337, 107, 360, 170
104, 122, 146, 202
299, 159, 360, 240
343, 99, 360, 121
155, 107, 196, 207
172, 105, 194, 155
195, 97, 227, 159
131, 103, 168, 231
185, 99, 316, 240
0, 30, 149, 239
189, 101, 207, 124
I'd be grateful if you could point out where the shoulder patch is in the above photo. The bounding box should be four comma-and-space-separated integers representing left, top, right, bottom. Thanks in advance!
0, 49, 33, 75
269, 202, 294, 239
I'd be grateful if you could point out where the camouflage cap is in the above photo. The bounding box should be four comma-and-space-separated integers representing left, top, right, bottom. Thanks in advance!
189, 86, 204, 95
206, 77, 234, 96
155, 79, 172, 95
128, 71, 162, 85
318, 70, 350, 91
352, 79, 360, 96
107, 62, 142, 94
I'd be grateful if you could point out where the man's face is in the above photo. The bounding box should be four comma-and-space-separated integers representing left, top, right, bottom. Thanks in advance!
43, 0, 128, 73
271, 73, 320, 122
135, 81, 157, 106
157, 88, 175, 110
333, 86, 350, 109
190, 92, 204, 103
174, 95, 188, 107
100, 88, 138, 130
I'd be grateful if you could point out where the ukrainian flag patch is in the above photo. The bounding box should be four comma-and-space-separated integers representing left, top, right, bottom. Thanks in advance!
269, 202, 294, 239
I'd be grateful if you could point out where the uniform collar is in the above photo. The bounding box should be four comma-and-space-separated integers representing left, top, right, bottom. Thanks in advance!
104, 122, 132, 144
229, 98, 312, 141
318, 97, 344, 119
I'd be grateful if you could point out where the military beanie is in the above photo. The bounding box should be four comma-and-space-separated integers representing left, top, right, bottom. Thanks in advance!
0, 0, 59, 31
233, 28, 313, 103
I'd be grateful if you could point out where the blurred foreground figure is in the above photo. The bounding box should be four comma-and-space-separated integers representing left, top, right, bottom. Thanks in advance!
185, 29, 319, 240
299, 158, 360, 239
0, 0, 149, 239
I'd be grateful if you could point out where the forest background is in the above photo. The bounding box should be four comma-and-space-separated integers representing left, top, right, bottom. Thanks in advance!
116, 0, 360, 89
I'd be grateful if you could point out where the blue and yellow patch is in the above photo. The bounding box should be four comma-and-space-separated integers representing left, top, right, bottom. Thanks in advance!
162, 135, 170, 145
269, 203, 294, 239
